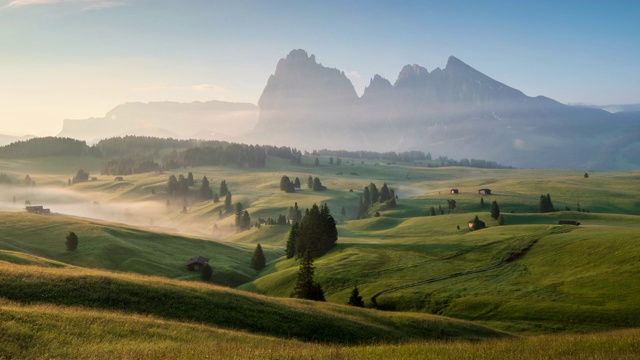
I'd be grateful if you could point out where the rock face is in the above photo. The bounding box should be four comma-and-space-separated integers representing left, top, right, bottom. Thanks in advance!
58, 100, 258, 142
256, 49, 358, 131
250, 49, 640, 170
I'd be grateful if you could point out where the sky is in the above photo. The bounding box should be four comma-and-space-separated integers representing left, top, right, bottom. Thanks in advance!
1, 0, 639, 136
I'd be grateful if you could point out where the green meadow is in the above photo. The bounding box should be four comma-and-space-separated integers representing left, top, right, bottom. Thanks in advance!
1, 154, 640, 357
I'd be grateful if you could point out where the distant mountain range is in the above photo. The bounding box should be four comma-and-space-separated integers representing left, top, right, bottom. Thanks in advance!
57, 100, 258, 143
50, 49, 639, 170
0, 134, 35, 147
245, 49, 640, 170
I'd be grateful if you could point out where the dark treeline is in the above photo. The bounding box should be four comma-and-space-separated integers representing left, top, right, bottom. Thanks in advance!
315, 149, 431, 163
314, 149, 509, 169
0, 137, 100, 158
101, 158, 160, 175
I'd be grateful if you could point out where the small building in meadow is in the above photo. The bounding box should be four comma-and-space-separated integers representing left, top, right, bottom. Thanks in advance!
450, 189, 459, 194
114, 176, 124, 181
186, 256, 209, 271
25, 205, 51, 215
478, 188, 492, 195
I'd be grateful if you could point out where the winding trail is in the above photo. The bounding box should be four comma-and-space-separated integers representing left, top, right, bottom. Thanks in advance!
371, 239, 539, 308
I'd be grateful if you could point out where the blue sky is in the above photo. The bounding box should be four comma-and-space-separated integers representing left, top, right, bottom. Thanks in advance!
1, 0, 639, 135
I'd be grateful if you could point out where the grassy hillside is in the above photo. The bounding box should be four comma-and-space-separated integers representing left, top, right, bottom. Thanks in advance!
0, 258, 507, 344
3, 155, 640, 339
1, 299, 638, 359
0, 212, 280, 286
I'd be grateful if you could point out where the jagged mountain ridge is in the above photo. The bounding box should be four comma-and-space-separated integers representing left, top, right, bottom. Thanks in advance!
248, 49, 638, 170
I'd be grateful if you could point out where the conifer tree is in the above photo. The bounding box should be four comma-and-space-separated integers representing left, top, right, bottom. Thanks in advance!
219, 180, 228, 197
251, 243, 266, 270
307, 175, 313, 189
347, 286, 365, 307
235, 202, 243, 230
369, 183, 379, 203
480, 197, 485, 208
294, 177, 301, 189
280, 175, 291, 191
65, 231, 78, 251
198, 176, 213, 200
285, 223, 299, 259
187, 172, 194, 186
379, 183, 391, 202
292, 250, 325, 301
429, 206, 436, 216
224, 192, 233, 213
490, 201, 500, 219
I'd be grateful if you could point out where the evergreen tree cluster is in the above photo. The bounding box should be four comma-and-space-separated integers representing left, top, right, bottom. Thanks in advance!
197, 176, 214, 200
315, 149, 431, 163
0, 137, 98, 159
287, 202, 303, 224
72, 169, 90, 184
167, 174, 190, 196
539, 194, 555, 213
358, 182, 396, 218
234, 203, 251, 232
312, 177, 327, 191
263, 145, 302, 164
101, 157, 159, 176
182, 144, 266, 168
279, 175, 300, 193
285, 203, 337, 259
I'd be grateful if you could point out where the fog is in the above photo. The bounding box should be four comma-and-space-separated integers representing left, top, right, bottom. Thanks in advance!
0, 185, 187, 235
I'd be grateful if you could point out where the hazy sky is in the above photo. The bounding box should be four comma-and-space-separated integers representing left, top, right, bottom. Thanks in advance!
1, 0, 639, 136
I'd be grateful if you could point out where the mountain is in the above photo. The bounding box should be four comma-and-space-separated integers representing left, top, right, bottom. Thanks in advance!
0, 134, 35, 147
58, 100, 258, 143
248, 49, 640, 170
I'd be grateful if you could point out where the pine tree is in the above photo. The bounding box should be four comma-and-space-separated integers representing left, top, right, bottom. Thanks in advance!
65, 231, 78, 251
307, 175, 313, 189
235, 203, 243, 230
490, 201, 500, 219
294, 177, 301, 189
219, 180, 228, 197
314, 157, 320, 166
429, 206, 436, 216
285, 223, 299, 259
187, 172, 194, 186
347, 286, 365, 307
379, 183, 391, 202
340, 206, 346, 217
224, 192, 233, 213
251, 243, 266, 270
198, 176, 213, 200
498, 214, 505, 225
480, 197, 485, 208
369, 183, 379, 203
292, 250, 325, 301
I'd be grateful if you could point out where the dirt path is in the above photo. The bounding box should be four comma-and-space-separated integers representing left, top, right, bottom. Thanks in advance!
371, 239, 538, 308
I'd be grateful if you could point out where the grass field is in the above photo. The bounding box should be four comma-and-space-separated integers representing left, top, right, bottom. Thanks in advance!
2, 155, 640, 357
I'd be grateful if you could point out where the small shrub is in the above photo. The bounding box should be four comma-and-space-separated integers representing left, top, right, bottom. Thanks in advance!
65, 232, 78, 251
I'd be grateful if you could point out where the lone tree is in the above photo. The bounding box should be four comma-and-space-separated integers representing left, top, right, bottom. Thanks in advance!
447, 199, 456, 214
584, 172, 589, 178
291, 250, 325, 301
251, 243, 266, 271
490, 201, 500, 219
347, 286, 365, 307
65, 231, 78, 251
201, 263, 213, 281
285, 223, 299, 259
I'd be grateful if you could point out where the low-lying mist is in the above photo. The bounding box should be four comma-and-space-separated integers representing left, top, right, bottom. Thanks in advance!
0, 185, 191, 235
